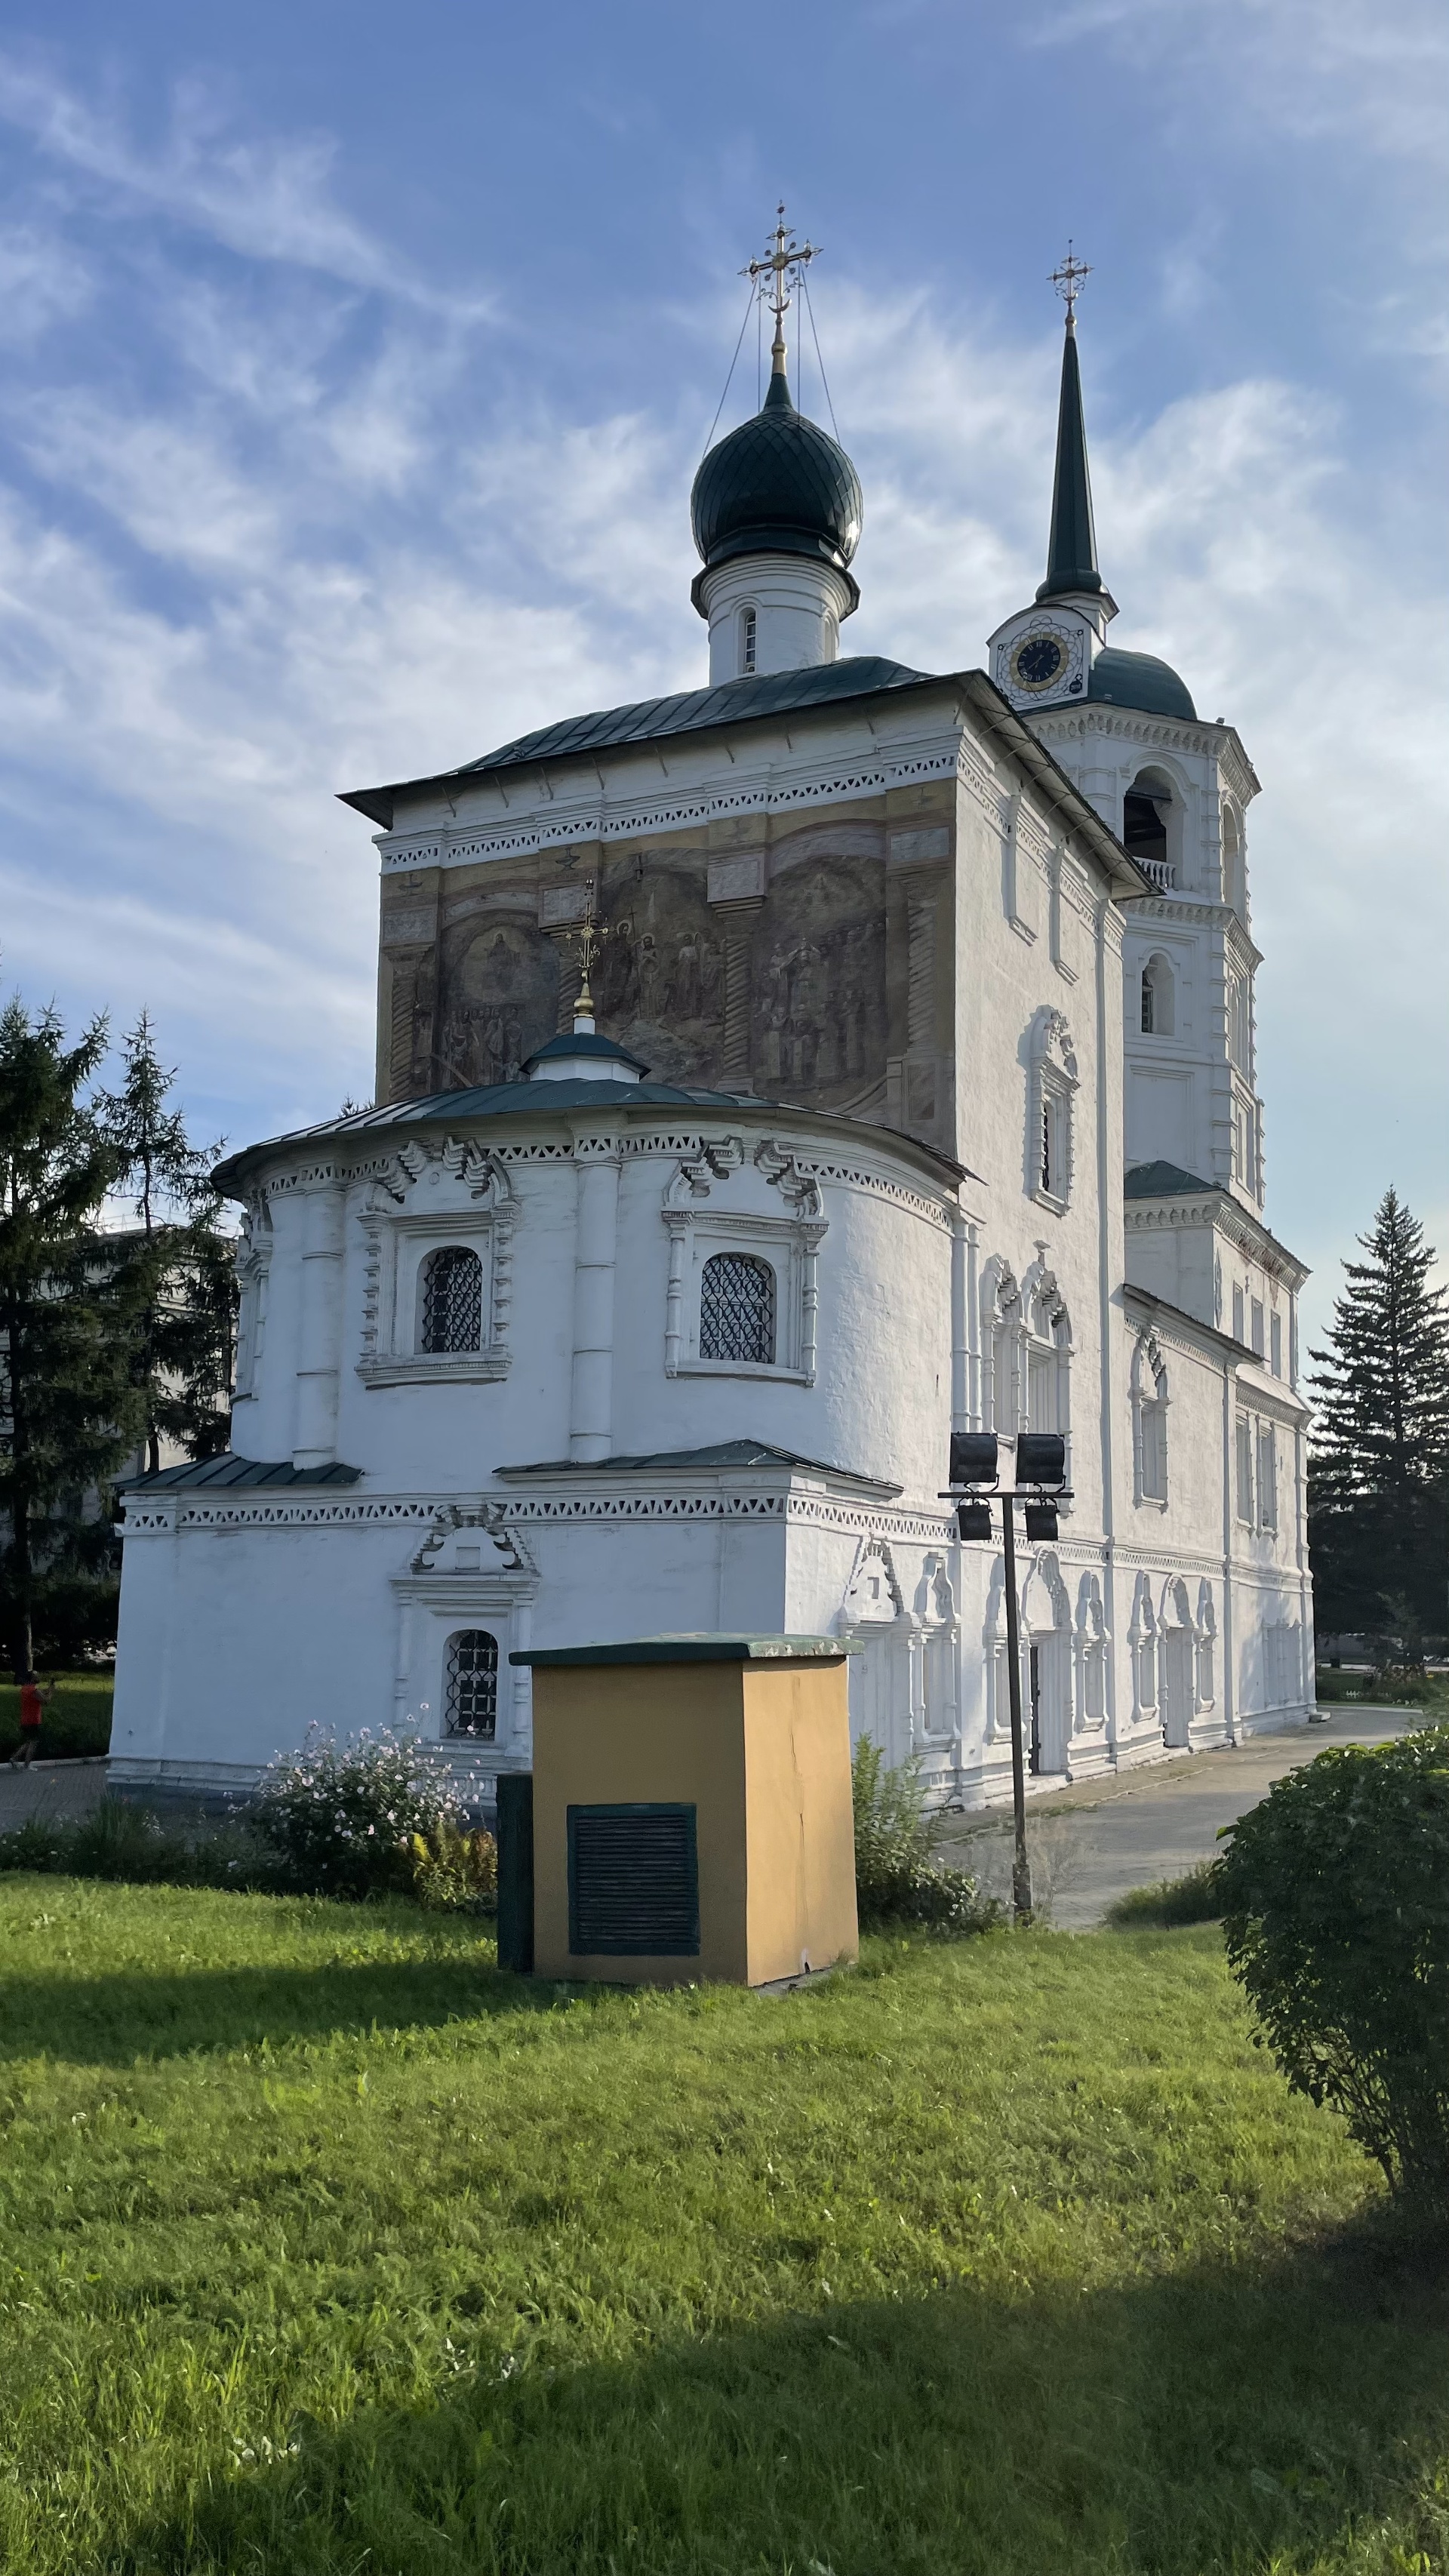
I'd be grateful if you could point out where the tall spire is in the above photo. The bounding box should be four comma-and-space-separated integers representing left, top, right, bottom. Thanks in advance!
1037, 246, 1101, 602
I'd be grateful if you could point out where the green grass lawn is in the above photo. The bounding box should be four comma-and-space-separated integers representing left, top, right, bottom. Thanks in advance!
0, 1670, 112, 1759
0, 1882, 1444, 2575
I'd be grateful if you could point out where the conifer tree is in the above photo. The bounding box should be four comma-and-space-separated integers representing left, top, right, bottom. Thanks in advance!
0, 1001, 143, 1679
94, 1013, 236, 1476
1308, 1188, 1449, 1641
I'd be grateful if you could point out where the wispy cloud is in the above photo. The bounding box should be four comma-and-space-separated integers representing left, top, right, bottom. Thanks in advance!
0, 54, 491, 315
1023, 0, 1449, 166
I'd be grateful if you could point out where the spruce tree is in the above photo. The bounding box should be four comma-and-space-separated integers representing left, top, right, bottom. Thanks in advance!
94, 1014, 237, 1476
0, 1001, 143, 1679
1308, 1188, 1449, 1642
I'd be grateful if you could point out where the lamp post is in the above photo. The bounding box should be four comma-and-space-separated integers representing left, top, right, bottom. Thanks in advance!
944, 1430, 1070, 1927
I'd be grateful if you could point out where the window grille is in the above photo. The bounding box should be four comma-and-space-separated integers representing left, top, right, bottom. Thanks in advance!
699, 1252, 775, 1365
1270, 1312, 1282, 1377
445, 1629, 498, 1739
741, 608, 757, 675
420, 1245, 484, 1353
1041, 1098, 1053, 1193
1140, 971, 1154, 1035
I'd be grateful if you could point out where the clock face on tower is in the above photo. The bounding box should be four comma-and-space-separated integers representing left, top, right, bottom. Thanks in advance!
1011, 632, 1066, 692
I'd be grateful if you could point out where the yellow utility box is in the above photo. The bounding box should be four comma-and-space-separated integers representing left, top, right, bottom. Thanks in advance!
511, 1634, 858, 1988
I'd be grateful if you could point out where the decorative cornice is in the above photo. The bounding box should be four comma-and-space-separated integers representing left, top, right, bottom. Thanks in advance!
1029, 704, 1260, 807
377, 726, 971, 876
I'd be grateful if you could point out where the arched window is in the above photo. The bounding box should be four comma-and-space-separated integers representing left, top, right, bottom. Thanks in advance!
699, 1251, 775, 1364
980, 1261, 1020, 1435
1124, 768, 1178, 888
445, 1628, 498, 1740
740, 607, 758, 676
420, 1245, 484, 1354
1026, 1281, 1071, 1440
1131, 1333, 1169, 1504
1140, 952, 1175, 1037
1026, 1009, 1078, 1213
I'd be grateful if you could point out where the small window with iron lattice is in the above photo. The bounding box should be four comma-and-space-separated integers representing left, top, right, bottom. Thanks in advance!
445, 1629, 498, 1739
699, 1251, 776, 1365
420, 1245, 483, 1354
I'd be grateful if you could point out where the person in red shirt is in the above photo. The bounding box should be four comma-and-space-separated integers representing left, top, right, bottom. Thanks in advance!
9, 1673, 54, 1768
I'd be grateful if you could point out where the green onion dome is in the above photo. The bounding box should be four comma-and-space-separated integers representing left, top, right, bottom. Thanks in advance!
1088, 647, 1196, 722
691, 366, 863, 578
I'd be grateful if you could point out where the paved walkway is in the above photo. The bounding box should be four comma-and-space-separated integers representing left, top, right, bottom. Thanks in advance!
0, 1756, 112, 1831
935, 1707, 1414, 1928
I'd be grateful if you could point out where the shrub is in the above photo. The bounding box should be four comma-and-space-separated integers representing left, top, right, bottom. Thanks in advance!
409, 1820, 498, 1912
251, 1726, 467, 1899
1217, 1728, 1449, 2209
1366, 1663, 1441, 1708
1106, 1859, 1224, 1928
0, 1798, 276, 1889
851, 1739, 994, 1934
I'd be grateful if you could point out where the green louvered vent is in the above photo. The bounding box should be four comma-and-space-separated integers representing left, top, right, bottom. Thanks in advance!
567, 1804, 700, 1956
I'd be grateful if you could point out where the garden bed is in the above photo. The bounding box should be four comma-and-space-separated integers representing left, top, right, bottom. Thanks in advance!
0, 1880, 1444, 2572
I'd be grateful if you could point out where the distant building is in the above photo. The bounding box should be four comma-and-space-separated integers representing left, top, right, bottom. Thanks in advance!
112, 239, 1312, 1802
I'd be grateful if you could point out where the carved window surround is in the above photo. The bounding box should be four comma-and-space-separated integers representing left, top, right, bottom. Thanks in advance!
390, 1509, 538, 1753
662, 1139, 826, 1385
356, 1142, 517, 1387
1129, 1329, 1171, 1512
1027, 1008, 1079, 1215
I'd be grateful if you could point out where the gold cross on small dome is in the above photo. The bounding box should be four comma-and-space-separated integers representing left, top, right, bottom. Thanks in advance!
742, 204, 820, 346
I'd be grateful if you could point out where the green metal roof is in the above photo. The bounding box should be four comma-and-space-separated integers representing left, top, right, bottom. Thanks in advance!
119, 1454, 363, 1493
1124, 1160, 1214, 1197
511, 1632, 851, 1668
1090, 648, 1197, 722
340, 656, 927, 829
523, 1030, 651, 1074
495, 1440, 901, 1497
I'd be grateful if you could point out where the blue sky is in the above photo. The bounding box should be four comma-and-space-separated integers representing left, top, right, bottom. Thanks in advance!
0, 0, 1444, 1341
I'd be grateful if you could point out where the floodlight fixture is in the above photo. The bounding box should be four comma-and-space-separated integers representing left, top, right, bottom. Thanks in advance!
1023, 1500, 1060, 1543
956, 1499, 993, 1541
949, 1431, 999, 1489
1016, 1432, 1067, 1489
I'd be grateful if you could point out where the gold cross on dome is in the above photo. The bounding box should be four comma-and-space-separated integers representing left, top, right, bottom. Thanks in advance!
1050, 242, 1091, 320
743, 203, 820, 325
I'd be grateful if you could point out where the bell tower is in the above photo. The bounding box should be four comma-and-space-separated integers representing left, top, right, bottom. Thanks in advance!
995, 255, 1277, 1291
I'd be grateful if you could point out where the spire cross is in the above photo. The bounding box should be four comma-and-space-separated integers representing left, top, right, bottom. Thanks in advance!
1050, 242, 1092, 323
743, 203, 820, 368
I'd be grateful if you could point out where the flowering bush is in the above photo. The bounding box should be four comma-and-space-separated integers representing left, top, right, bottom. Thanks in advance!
251, 1727, 468, 1898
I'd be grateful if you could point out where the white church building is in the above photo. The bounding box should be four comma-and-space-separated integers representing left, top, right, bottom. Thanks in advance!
111, 235, 1315, 1808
